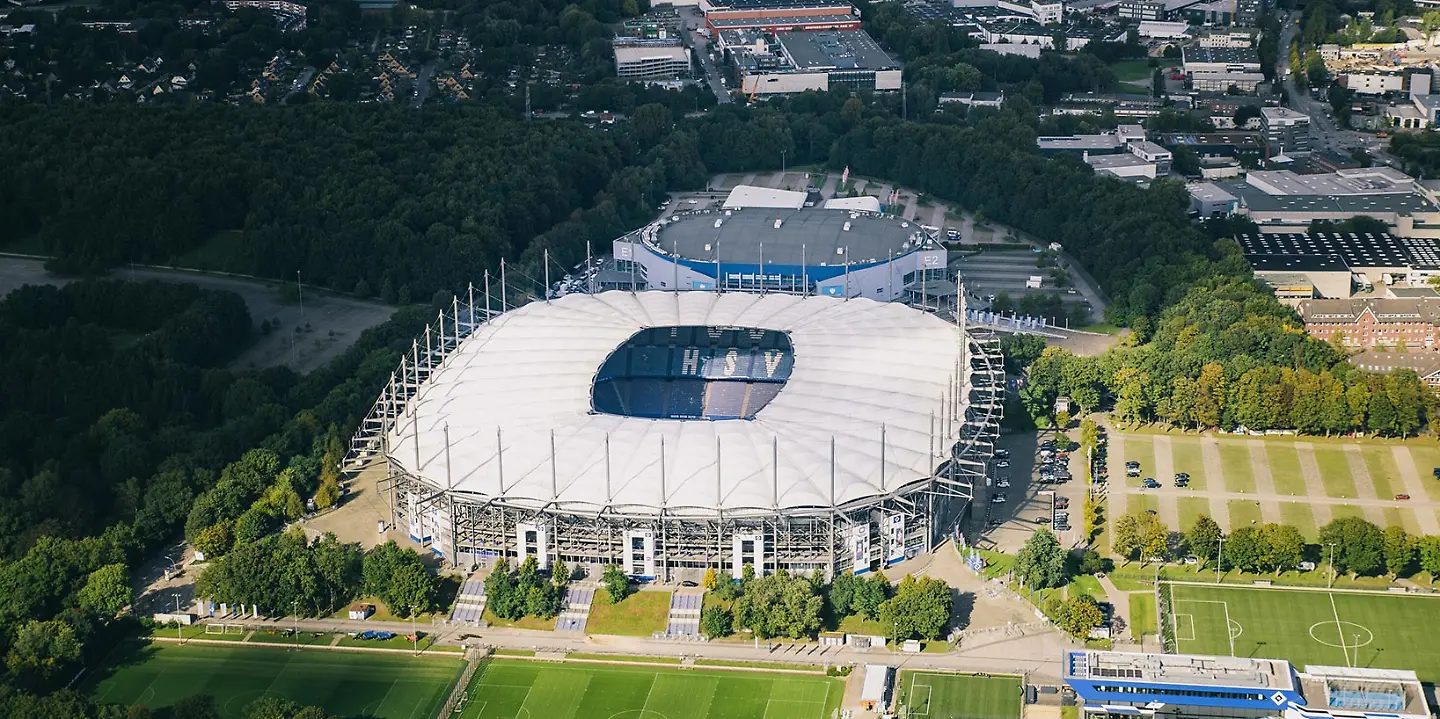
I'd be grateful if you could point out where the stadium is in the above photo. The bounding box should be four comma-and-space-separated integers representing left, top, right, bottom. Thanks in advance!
611, 185, 950, 302
345, 283, 1001, 582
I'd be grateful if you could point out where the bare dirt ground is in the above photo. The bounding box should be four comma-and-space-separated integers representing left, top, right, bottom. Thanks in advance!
0, 257, 395, 373
302, 461, 417, 552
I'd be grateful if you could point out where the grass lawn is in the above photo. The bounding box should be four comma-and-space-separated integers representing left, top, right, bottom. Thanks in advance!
898, 671, 1023, 719
1128, 492, 1158, 515
694, 659, 822, 671
1227, 500, 1262, 528
1169, 439, 1208, 491
88, 642, 463, 719
1108, 59, 1152, 81
1167, 583, 1440, 681
1125, 435, 1156, 486
585, 588, 671, 636
1177, 497, 1209, 532
1330, 504, 1366, 522
1361, 446, 1401, 500
336, 632, 457, 653
978, 548, 1015, 580
1278, 502, 1319, 540
1216, 441, 1257, 493
482, 608, 558, 631
457, 658, 842, 719
1311, 446, 1358, 499
1403, 444, 1440, 501
1265, 442, 1307, 497
1069, 574, 1104, 600
567, 652, 681, 664
328, 595, 447, 624
837, 614, 889, 635
246, 629, 333, 647
1129, 593, 1157, 637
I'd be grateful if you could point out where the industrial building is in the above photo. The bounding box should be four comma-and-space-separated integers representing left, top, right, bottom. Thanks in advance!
1237, 231, 1440, 301
701, 0, 860, 32
1212, 168, 1440, 232
613, 40, 693, 80
1260, 107, 1311, 154
719, 29, 901, 95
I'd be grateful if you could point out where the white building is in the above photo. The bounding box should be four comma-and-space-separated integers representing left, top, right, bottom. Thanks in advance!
614, 43, 692, 80
1031, 0, 1064, 24
1343, 69, 1405, 95
1137, 21, 1190, 38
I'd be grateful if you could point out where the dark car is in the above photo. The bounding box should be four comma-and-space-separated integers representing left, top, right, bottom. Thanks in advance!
681, 580, 698, 587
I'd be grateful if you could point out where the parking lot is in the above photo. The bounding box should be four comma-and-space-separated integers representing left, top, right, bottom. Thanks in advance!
972, 429, 1093, 553
952, 250, 1091, 320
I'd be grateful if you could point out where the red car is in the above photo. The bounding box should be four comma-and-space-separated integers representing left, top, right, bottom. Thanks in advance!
1396, 494, 1411, 500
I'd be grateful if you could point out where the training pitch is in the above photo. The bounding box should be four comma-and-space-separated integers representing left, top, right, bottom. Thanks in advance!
899, 671, 1023, 719
456, 659, 843, 719
88, 642, 464, 718
1167, 584, 1440, 680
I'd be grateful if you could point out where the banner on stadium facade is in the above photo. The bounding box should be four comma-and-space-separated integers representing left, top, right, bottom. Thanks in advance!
887, 514, 906, 564
851, 524, 870, 573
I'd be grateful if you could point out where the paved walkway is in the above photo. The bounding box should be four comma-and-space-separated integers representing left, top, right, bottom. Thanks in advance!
1199, 438, 1227, 526
1246, 440, 1282, 524
1096, 575, 1133, 642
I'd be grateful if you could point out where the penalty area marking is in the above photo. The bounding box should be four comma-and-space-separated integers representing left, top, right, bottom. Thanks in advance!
909, 684, 933, 716
1173, 614, 1196, 642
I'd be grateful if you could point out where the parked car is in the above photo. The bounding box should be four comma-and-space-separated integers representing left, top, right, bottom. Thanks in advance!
990, 495, 1007, 503
996, 480, 1011, 488
995, 459, 1010, 468
1035, 516, 1051, 524
1397, 493, 1411, 500
994, 448, 1010, 458
1142, 478, 1161, 488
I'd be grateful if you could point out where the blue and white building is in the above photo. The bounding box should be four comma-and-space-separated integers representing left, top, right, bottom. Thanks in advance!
1063, 651, 1431, 719
613, 186, 947, 300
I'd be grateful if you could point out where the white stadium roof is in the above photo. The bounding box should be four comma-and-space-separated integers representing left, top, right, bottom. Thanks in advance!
386, 291, 965, 516
722, 184, 807, 210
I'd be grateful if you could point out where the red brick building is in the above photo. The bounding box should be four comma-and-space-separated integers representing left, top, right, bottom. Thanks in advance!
1297, 297, 1440, 350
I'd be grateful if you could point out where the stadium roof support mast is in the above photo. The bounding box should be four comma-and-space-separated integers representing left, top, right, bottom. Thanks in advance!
586, 241, 593, 295
759, 242, 764, 294
672, 238, 679, 293
543, 249, 550, 304
772, 436, 779, 509
500, 259, 508, 312
844, 246, 851, 300
660, 436, 669, 582
829, 436, 837, 580
484, 270, 492, 319
801, 244, 807, 297
496, 427, 505, 498
879, 423, 887, 493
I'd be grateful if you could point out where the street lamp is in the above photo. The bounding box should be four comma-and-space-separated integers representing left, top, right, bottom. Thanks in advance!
1215, 534, 1224, 584
1327, 542, 1339, 589
292, 600, 299, 651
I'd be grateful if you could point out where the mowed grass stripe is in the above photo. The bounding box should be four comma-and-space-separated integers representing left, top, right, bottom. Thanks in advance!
1312, 446, 1358, 498
1403, 444, 1440, 502
1361, 447, 1401, 500
460, 659, 840, 719
901, 671, 1022, 719
89, 643, 462, 719
1126, 435, 1156, 488
1170, 439, 1208, 491
1265, 443, 1307, 497
1227, 500, 1262, 528
1177, 497, 1209, 532
1216, 441, 1256, 493
1167, 584, 1440, 681
1278, 502, 1318, 540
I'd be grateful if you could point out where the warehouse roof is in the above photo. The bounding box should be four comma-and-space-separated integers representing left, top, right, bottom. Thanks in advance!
1237, 232, 1409, 269
654, 209, 934, 264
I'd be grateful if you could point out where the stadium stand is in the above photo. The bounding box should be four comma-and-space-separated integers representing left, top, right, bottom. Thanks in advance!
449, 577, 487, 624
554, 587, 595, 633
665, 593, 703, 636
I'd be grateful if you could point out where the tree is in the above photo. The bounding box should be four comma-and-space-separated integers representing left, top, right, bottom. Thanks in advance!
387, 562, 435, 618
1186, 515, 1222, 564
702, 567, 719, 591
1112, 512, 1144, 561
701, 605, 734, 638
878, 575, 952, 641
1059, 595, 1104, 639
314, 478, 340, 510
1417, 535, 1440, 577
1319, 517, 1385, 576
1261, 524, 1306, 574
1224, 525, 1264, 573
551, 559, 569, 588
172, 695, 222, 719
734, 571, 823, 639
1383, 525, 1414, 576
851, 572, 890, 620
78, 563, 131, 617
194, 522, 233, 559
602, 564, 631, 602
1015, 529, 1068, 589
1140, 513, 1169, 561
5, 620, 81, 687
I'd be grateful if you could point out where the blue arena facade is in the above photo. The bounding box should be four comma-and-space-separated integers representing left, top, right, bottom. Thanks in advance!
1063, 651, 1431, 719
613, 206, 947, 300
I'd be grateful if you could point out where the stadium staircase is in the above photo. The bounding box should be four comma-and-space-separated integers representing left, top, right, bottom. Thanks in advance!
449, 576, 488, 625
554, 587, 596, 632
664, 591, 703, 636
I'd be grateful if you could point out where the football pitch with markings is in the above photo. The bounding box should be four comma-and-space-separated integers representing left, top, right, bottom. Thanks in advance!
1168, 583, 1440, 681
898, 671, 1023, 719
88, 642, 464, 718
456, 659, 843, 719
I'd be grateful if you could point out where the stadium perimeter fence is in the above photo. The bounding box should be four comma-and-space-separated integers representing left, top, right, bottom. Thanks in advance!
1156, 567, 1176, 654
441, 649, 489, 716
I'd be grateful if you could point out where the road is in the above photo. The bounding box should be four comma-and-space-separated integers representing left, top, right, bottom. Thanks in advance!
1277, 11, 1392, 161
413, 62, 435, 108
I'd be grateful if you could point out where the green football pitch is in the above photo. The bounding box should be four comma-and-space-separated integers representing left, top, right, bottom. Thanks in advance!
88, 642, 464, 718
1167, 583, 1440, 680
456, 659, 843, 719
898, 671, 1023, 719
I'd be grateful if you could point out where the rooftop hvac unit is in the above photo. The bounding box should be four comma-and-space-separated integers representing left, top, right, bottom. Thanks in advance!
774, 219, 783, 229
843, 222, 851, 231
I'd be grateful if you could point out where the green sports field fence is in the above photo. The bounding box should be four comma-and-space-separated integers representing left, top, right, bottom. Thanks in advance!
1156, 568, 1176, 654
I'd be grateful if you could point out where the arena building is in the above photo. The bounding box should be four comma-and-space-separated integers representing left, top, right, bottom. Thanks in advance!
345, 288, 1003, 581
613, 187, 946, 300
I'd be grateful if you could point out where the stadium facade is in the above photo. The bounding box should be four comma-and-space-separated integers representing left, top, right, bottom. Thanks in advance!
345, 235, 1001, 583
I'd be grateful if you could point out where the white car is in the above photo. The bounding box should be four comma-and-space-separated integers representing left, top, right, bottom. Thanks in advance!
990, 495, 1007, 503
996, 480, 1011, 488
687, 199, 699, 204
994, 459, 1010, 468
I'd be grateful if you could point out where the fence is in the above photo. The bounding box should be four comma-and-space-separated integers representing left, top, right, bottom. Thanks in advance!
1156, 567, 1176, 654
440, 649, 488, 716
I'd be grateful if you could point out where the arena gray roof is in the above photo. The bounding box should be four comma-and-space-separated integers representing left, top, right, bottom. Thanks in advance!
653, 209, 935, 265
776, 30, 898, 71
384, 291, 966, 516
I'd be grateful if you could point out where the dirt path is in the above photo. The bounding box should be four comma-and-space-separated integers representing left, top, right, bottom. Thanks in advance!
1200, 438, 1229, 528
1295, 444, 1334, 526
1246, 440, 1283, 524
1344, 445, 1388, 526
1392, 446, 1440, 534
1153, 436, 1181, 530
